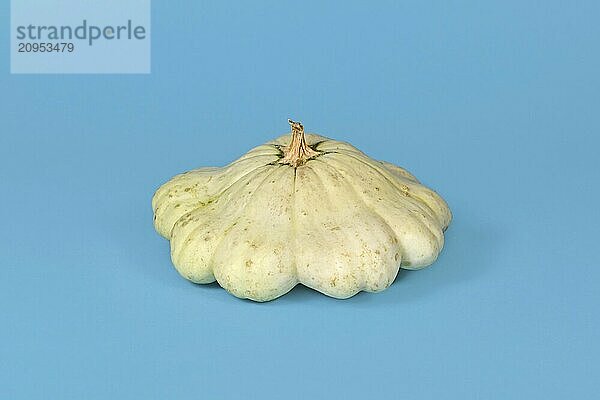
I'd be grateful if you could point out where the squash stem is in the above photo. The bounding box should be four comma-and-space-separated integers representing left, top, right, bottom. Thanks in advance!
280, 119, 321, 167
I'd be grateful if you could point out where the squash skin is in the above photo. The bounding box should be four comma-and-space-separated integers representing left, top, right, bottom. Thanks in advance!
152, 133, 451, 301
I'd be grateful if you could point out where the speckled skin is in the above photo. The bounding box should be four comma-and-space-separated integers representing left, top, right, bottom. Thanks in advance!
152, 133, 451, 301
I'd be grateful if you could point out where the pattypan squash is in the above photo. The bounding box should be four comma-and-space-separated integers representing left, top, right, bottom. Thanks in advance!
152, 120, 451, 301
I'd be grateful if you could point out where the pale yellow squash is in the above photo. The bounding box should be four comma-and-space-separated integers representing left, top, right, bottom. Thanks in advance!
152, 120, 451, 301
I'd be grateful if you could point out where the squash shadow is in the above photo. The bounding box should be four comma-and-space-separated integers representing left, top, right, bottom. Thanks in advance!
274, 212, 501, 306
122, 201, 499, 306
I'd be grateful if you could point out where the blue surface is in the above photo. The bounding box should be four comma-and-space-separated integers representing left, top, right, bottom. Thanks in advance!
1, 1, 599, 398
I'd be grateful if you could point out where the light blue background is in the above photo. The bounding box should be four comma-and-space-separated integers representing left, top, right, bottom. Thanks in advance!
1, 1, 599, 399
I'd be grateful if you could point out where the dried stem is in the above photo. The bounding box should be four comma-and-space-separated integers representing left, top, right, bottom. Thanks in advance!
280, 119, 321, 167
